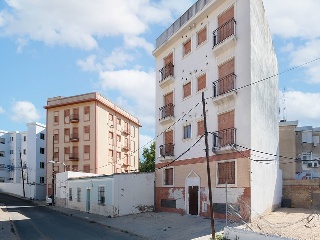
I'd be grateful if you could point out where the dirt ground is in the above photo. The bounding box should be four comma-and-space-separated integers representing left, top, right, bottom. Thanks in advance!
247, 208, 320, 240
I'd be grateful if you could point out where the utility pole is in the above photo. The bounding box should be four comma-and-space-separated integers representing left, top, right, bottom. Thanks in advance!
202, 92, 215, 239
52, 135, 55, 205
20, 151, 25, 197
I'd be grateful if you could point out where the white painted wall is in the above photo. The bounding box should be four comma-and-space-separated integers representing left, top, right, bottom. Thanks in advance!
249, 0, 282, 217
59, 172, 155, 217
224, 227, 293, 240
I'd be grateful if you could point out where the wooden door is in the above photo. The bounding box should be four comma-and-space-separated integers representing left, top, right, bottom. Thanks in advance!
188, 186, 199, 215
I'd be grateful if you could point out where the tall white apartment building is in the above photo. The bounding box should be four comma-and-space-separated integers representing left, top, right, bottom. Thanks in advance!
153, 0, 282, 219
0, 122, 46, 200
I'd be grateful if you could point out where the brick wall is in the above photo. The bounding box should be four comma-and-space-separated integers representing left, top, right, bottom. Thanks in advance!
283, 180, 320, 208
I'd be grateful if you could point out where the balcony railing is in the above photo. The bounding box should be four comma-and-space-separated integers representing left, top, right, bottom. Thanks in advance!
159, 143, 175, 157
159, 62, 174, 82
213, 128, 236, 149
69, 153, 79, 161
159, 103, 174, 121
70, 133, 79, 142
213, 18, 236, 47
122, 127, 130, 135
122, 144, 130, 151
213, 73, 236, 97
70, 114, 79, 123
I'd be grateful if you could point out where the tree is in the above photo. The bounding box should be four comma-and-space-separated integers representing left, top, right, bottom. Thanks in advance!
139, 141, 155, 172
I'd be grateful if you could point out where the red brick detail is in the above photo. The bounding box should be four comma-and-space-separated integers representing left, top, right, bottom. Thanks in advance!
156, 187, 185, 214
183, 39, 191, 56
197, 27, 207, 46
164, 53, 173, 65
156, 150, 250, 169
218, 110, 234, 131
197, 74, 206, 91
183, 82, 191, 98
197, 120, 204, 136
218, 6, 234, 42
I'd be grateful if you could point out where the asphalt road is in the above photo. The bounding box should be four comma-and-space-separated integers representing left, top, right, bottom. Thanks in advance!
0, 193, 142, 240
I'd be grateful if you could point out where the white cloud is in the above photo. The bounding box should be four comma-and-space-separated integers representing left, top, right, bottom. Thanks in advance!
99, 69, 155, 130
139, 134, 154, 151
0, 106, 5, 114
0, 0, 197, 50
77, 55, 102, 72
103, 49, 135, 70
280, 91, 320, 127
264, 0, 320, 39
124, 36, 154, 55
10, 101, 40, 122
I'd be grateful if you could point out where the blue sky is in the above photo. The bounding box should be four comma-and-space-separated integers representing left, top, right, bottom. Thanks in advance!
0, 0, 319, 150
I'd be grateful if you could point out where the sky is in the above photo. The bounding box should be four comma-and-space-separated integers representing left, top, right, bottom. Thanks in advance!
0, 0, 319, 152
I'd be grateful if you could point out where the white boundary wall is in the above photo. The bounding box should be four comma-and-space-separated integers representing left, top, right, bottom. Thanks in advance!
224, 227, 294, 240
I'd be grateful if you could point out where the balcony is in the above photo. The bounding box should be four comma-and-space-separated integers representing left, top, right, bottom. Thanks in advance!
70, 133, 79, 142
212, 18, 236, 56
70, 114, 79, 123
212, 73, 237, 105
122, 127, 130, 135
69, 153, 79, 161
159, 62, 174, 88
159, 144, 174, 162
213, 128, 237, 154
159, 103, 175, 125
122, 144, 130, 151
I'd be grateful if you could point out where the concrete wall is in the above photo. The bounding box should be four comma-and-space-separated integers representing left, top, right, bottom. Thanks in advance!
249, 0, 282, 217
224, 227, 293, 240
0, 182, 46, 200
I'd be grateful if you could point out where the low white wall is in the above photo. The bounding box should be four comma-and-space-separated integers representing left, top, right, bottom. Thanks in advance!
224, 227, 294, 240
0, 183, 46, 200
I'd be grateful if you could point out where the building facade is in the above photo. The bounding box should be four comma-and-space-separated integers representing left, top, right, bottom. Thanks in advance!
153, 0, 282, 219
280, 121, 320, 180
55, 172, 155, 217
0, 122, 46, 200
44, 92, 141, 197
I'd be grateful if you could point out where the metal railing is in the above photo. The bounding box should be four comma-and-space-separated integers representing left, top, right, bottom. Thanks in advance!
159, 62, 174, 82
70, 114, 79, 122
213, 128, 236, 148
70, 133, 79, 141
213, 18, 236, 47
213, 73, 236, 97
159, 103, 175, 120
159, 143, 175, 157
69, 153, 79, 160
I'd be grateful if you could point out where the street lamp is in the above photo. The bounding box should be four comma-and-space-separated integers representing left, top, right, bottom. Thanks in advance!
48, 160, 66, 172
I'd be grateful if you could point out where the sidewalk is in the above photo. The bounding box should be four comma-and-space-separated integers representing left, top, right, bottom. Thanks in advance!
35, 200, 225, 240
0, 204, 18, 240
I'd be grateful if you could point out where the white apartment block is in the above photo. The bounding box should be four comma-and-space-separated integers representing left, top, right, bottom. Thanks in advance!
0, 122, 46, 200
44, 92, 141, 197
153, 0, 282, 219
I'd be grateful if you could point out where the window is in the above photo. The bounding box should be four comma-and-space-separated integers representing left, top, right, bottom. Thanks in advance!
83, 164, 90, 173
98, 186, 105, 205
117, 151, 121, 161
197, 26, 207, 46
117, 118, 121, 126
109, 149, 114, 158
0, 138, 5, 144
11, 137, 13, 141
84, 106, 90, 114
10, 150, 13, 154
40, 162, 45, 169
54, 111, 59, 124
77, 187, 81, 202
40, 147, 45, 154
116, 135, 121, 145
39, 177, 45, 184
23, 136, 27, 141
183, 82, 191, 98
0, 151, 4, 157
84, 125, 90, 133
183, 124, 192, 139
23, 149, 26, 155
84, 145, 90, 154
64, 109, 70, 117
217, 161, 235, 185
164, 168, 173, 186
109, 114, 114, 122
69, 188, 73, 201
40, 133, 45, 140
197, 120, 204, 136
197, 74, 206, 91
64, 147, 70, 155
183, 39, 191, 56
